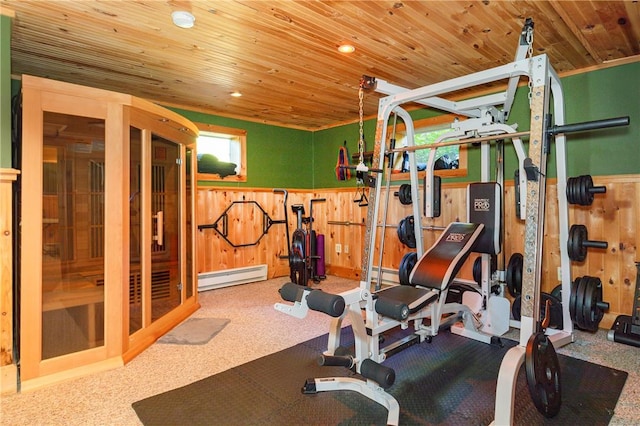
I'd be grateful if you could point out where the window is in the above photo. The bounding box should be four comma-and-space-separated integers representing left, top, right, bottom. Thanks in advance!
392, 114, 467, 179
196, 123, 247, 182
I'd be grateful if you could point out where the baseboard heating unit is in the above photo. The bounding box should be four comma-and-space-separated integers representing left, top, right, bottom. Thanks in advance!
198, 264, 268, 292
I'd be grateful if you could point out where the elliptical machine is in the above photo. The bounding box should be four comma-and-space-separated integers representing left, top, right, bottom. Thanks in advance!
274, 189, 326, 287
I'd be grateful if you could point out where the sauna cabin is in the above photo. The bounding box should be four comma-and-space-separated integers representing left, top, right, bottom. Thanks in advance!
19, 75, 199, 389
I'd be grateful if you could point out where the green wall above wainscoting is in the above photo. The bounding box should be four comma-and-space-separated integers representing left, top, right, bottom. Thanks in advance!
171, 108, 314, 189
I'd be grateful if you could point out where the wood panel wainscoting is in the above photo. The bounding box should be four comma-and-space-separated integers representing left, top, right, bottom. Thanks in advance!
196, 174, 639, 330
1, 168, 19, 395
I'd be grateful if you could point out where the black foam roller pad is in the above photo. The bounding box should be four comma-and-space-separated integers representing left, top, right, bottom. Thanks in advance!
374, 297, 410, 321
306, 290, 345, 317
360, 359, 396, 389
279, 282, 306, 303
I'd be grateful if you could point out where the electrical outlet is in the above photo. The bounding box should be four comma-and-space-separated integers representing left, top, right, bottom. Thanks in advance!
335, 243, 342, 254
557, 267, 562, 281
344, 245, 349, 254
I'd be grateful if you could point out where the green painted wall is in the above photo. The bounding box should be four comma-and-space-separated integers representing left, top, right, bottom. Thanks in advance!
1, 14, 12, 168
311, 61, 640, 188
172, 108, 314, 189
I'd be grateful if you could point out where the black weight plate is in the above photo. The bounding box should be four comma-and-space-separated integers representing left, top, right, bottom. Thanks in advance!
569, 277, 579, 323
574, 176, 583, 205
551, 284, 562, 301
397, 216, 416, 248
512, 295, 521, 321
576, 175, 585, 205
506, 252, 523, 297
398, 252, 417, 286
575, 275, 589, 330
581, 275, 598, 330
566, 177, 577, 204
526, 332, 562, 418
582, 276, 604, 331
397, 217, 408, 246
584, 175, 595, 205
592, 277, 605, 326
398, 184, 412, 205
473, 257, 482, 284
568, 224, 588, 262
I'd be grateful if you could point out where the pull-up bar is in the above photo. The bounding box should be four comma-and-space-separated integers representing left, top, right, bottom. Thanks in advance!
386, 116, 629, 155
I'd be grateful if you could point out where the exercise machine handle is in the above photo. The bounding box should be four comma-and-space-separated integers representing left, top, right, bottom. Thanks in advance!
318, 354, 354, 368
548, 116, 629, 136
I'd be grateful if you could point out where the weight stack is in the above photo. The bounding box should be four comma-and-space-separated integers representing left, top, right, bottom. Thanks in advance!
316, 234, 326, 279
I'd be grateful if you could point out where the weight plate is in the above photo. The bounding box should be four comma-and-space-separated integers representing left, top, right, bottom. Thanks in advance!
584, 175, 595, 205
512, 295, 521, 321
551, 284, 562, 301
566, 177, 577, 204
398, 184, 412, 205
569, 277, 579, 324
506, 253, 523, 297
473, 257, 482, 284
582, 276, 604, 331
568, 224, 588, 262
398, 252, 417, 286
397, 216, 417, 248
526, 332, 562, 418
574, 275, 589, 330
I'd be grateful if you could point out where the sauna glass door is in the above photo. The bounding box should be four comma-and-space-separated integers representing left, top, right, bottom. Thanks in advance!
150, 135, 182, 321
41, 111, 105, 359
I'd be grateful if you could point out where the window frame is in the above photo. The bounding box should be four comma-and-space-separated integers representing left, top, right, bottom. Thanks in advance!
390, 114, 468, 181
195, 123, 247, 182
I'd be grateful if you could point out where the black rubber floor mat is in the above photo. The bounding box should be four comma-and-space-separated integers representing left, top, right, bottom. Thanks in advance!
133, 328, 627, 425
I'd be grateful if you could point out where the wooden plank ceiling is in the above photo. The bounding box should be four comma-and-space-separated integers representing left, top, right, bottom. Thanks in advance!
5, 1, 640, 130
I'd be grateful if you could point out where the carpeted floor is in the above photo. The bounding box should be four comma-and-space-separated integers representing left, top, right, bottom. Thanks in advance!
1, 276, 638, 425
132, 327, 628, 425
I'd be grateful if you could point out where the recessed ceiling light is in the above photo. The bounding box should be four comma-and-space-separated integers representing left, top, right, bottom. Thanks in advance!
230, 92, 242, 97
338, 44, 355, 53
172, 11, 195, 29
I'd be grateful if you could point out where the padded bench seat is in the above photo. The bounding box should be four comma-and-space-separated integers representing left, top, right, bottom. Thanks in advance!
374, 222, 484, 321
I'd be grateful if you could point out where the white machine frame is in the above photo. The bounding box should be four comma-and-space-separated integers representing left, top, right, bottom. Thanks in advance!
361, 52, 575, 423
276, 24, 581, 424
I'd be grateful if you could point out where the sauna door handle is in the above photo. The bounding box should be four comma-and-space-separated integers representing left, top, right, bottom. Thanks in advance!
153, 210, 164, 246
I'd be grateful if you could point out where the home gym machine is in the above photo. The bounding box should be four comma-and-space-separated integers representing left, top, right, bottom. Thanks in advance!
275, 18, 630, 425
274, 188, 326, 287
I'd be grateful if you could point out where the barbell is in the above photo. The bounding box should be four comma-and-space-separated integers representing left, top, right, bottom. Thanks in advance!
566, 175, 606, 206
567, 224, 608, 262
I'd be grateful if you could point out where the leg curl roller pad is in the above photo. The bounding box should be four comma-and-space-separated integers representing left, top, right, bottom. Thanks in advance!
374, 297, 410, 321
306, 289, 346, 317
279, 282, 306, 303
360, 359, 396, 389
